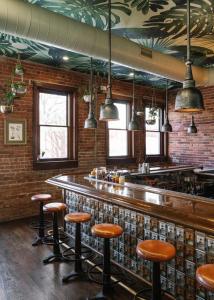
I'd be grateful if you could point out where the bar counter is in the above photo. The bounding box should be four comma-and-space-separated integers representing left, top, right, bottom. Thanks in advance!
47, 174, 214, 300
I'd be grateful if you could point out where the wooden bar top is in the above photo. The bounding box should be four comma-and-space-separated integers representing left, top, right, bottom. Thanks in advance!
46, 175, 214, 235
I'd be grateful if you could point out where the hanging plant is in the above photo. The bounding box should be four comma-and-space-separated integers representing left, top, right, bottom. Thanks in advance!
0, 84, 16, 113
146, 106, 158, 125
11, 81, 27, 96
14, 54, 24, 76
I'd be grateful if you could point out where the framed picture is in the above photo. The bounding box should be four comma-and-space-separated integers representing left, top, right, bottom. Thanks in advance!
4, 119, 27, 145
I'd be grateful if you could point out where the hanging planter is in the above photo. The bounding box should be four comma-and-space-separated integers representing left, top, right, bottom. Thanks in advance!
0, 90, 16, 114
11, 81, 27, 96
14, 54, 24, 76
83, 94, 92, 103
146, 107, 158, 125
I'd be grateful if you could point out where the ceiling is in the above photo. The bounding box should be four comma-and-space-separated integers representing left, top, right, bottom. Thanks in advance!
1, 0, 214, 88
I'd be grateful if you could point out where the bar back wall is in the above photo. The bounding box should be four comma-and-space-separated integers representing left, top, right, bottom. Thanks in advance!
168, 87, 214, 168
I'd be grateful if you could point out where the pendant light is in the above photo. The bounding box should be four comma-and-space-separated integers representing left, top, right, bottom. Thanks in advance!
175, 0, 204, 112
84, 57, 97, 129
128, 70, 140, 131
99, 0, 119, 121
162, 79, 172, 132
187, 115, 197, 134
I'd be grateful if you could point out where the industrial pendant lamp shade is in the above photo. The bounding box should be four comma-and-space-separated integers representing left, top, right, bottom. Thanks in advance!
99, 0, 118, 121
128, 70, 140, 131
175, 0, 204, 112
187, 115, 197, 134
162, 79, 172, 133
84, 112, 97, 129
84, 58, 97, 129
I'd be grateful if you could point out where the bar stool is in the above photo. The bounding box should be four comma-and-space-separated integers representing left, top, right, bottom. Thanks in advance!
62, 212, 92, 283
43, 202, 67, 264
31, 193, 52, 246
196, 264, 214, 292
88, 223, 123, 300
136, 240, 176, 300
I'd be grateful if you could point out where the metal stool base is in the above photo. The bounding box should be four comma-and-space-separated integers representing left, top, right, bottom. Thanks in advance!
43, 253, 66, 264
62, 270, 88, 283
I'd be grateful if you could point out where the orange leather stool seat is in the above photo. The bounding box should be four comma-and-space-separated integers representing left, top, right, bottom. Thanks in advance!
65, 212, 91, 223
31, 194, 52, 202
196, 264, 214, 292
44, 202, 67, 213
91, 223, 123, 239
137, 240, 176, 262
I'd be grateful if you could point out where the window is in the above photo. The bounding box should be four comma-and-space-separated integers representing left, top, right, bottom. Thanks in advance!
33, 83, 77, 169
145, 106, 164, 156
107, 102, 135, 164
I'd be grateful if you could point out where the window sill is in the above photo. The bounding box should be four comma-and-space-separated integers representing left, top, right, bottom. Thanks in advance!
106, 157, 136, 166
33, 160, 78, 170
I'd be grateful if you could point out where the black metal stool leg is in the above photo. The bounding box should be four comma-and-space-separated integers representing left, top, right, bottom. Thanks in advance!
87, 238, 111, 300
62, 223, 88, 283
152, 262, 161, 300
32, 201, 45, 246
43, 212, 65, 264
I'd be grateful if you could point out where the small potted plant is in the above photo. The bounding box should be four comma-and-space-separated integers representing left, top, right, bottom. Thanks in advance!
11, 81, 27, 95
146, 107, 158, 125
0, 89, 16, 113
14, 62, 24, 76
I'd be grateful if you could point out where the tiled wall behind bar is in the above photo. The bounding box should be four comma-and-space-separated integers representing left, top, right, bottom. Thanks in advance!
66, 191, 214, 300
0, 57, 163, 222
168, 87, 214, 168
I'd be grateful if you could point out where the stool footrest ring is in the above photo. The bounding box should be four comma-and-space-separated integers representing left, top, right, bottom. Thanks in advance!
62, 246, 94, 262
88, 263, 121, 286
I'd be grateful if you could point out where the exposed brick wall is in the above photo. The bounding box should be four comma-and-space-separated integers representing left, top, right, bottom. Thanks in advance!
0, 57, 164, 222
168, 86, 214, 168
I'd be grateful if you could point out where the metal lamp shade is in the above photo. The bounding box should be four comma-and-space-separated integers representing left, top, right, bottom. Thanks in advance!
162, 119, 172, 133
187, 116, 197, 134
99, 98, 119, 121
84, 112, 97, 129
175, 84, 204, 112
128, 116, 140, 131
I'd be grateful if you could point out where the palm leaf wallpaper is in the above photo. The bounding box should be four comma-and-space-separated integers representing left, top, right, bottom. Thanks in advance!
1, 0, 214, 88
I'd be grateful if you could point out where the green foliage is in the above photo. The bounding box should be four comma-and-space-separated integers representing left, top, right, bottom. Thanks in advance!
124, 0, 169, 14
27, 0, 131, 29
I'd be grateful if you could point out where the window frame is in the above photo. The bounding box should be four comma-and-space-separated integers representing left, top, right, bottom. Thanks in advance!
33, 82, 78, 170
144, 103, 167, 162
106, 100, 136, 165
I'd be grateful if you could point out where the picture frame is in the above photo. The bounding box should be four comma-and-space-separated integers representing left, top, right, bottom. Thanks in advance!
4, 119, 27, 145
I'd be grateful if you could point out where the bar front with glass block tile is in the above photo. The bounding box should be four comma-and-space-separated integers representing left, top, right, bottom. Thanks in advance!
65, 190, 214, 300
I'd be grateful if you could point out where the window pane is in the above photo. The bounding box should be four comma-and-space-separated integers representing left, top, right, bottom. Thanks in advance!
146, 132, 160, 155
109, 130, 128, 156
108, 103, 127, 129
145, 107, 160, 131
40, 126, 68, 159
39, 93, 67, 126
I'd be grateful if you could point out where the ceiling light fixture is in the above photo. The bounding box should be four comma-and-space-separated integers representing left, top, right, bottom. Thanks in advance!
175, 0, 204, 112
84, 57, 97, 129
128, 70, 140, 131
99, 0, 119, 121
162, 79, 172, 133
63, 56, 69, 61
187, 115, 197, 134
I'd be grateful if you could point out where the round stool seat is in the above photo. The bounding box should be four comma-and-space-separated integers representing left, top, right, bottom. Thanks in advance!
44, 202, 67, 213
65, 212, 91, 223
92, 223, 123, 238
31, 194, 52, 202
196, 264, 214, 291
137, 240, 176, 262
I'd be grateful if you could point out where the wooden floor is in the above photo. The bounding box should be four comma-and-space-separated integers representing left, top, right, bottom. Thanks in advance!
0, 218, 133, 300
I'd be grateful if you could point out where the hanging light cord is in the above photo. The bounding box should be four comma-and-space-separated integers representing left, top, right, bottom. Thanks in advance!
107, 0, 112, 99
187, 0, 190, 62
166, 79, 168, 119
132, 70, 135, 111
89, 57, 93, 114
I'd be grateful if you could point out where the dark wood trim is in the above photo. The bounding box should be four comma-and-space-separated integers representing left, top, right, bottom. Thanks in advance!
106, 99, 135, 162
33, 82, 78, 170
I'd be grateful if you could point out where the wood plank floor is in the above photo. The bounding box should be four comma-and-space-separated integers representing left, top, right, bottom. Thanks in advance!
0, 219, 133, 300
